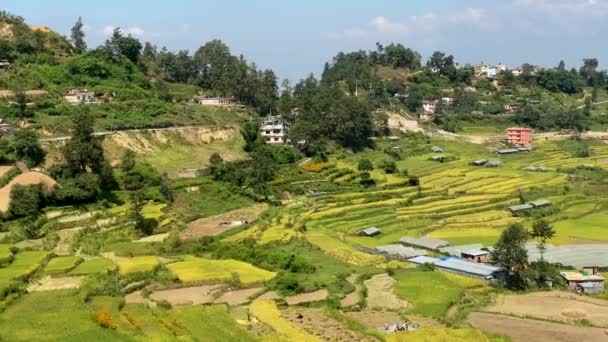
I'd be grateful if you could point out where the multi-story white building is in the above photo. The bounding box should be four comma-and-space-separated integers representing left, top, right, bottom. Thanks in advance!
260, 116, 290, 144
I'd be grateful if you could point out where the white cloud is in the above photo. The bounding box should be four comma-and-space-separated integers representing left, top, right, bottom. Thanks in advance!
82, 24, 91, 33
103, 25, 116, 36
126, 27, 145, 37
102, 25, 145, 38
369, 16, 409, 34
326, 27, 368, 40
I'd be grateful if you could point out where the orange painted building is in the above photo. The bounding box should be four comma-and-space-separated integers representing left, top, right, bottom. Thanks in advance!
506, 127, 531, 145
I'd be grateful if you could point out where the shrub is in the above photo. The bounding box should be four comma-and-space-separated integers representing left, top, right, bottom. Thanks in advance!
274, 271, 304, 295
408, 176, 420, 186
94, 310, 116, 329
418, 262, 437, 271
157, 299, 172, 310
9, 184, 42, 218
357, 159, 373, 172
302, 161, 327, 172
378, 160, 397, 174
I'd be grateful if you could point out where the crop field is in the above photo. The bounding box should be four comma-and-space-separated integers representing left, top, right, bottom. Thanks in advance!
166, 257, 276, 285
116, 256, 160, 275
69, 258, 116, 275
250, 300, 321, 341
393, 269, 488, 319
0, 251, 49, 294
44, 256, 82, 275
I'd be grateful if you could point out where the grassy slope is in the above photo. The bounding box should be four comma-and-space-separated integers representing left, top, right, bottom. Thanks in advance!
0, 291, 130, 341
172, 177, 254, 221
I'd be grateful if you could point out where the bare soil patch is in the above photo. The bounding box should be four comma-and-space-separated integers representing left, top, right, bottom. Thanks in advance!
125, 290, 153, 305
27, 276, 85, 292
364, 273, 409, 310
341, 274, 362, 307
0, 171, 57, 212
285, 289, 329, 306
0, 166, 14, 179
149, 285, 225, 306
485, 291, 608, 327
256, 290, 280, 301
54, 227, 84, 255
213, 287, 264, 306
283, 307, 376, 341
469, 312, 608, 342
181, 203, 268, 239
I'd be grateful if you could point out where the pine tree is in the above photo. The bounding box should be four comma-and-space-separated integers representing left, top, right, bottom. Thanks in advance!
70, 17, 87, 54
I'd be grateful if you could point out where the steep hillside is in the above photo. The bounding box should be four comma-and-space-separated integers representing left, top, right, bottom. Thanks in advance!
0, 13, 73, 61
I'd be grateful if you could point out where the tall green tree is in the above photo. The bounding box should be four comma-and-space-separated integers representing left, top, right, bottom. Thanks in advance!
9, 184, 42, 218
10, 129, 46, 167
63, 108, 105, 175
530, 219, 555, 261
491, 223, 528, 272
248, 147, 276, 199
70, 16, 87, 54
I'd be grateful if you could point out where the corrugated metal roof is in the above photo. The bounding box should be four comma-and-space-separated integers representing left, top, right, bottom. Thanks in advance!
462, 249, 490, 256
436, 258, 502, 277
399, 236, 449, 250
408, 256, 440, 264
497, 149, 518, 154
560, 272, 604, 282
359, 227, 381, 236
530, 199, 551, 207
508, 204, 533, 211
440, 244, 484, 256
376, 245, 427, 258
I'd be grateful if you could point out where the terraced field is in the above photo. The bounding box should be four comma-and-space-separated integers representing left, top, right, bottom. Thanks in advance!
232, 137, 608, 262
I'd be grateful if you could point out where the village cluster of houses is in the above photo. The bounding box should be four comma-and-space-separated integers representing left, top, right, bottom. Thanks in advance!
357, 227, 605, 293
63, 88, 113, 105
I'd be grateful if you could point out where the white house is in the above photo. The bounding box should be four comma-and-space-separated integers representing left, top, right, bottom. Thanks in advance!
420, 100, 438, 122
63, 88, 95, 104
196, 97, 237, 106
441, 97, 454, 106
260, 116, 290, 145
511, 68, 523, 76
0, 60, 10, 69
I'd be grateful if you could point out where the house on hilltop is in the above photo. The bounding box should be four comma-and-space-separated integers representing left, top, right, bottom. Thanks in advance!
195, 96, 237, 106
260, 116, 290, 145
63, 88, 95, 104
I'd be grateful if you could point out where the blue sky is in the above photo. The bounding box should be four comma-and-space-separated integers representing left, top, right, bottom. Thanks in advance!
3, 0, 608, 81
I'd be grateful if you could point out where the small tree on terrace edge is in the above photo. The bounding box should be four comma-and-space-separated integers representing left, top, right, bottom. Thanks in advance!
530, 219, 555, 261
